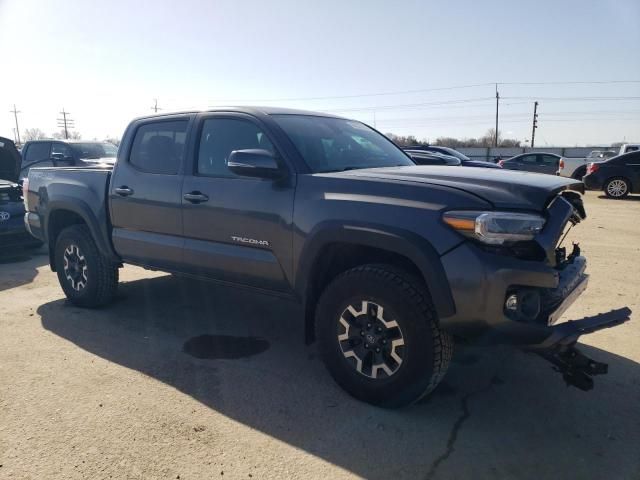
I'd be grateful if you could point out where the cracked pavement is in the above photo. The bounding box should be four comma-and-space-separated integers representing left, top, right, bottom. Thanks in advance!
1, 192, 640, 479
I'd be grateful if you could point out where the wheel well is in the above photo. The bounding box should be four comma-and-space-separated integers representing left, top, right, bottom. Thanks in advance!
572, 166, 587, 179
47, 210, 86, 270
304, 243, 425, 343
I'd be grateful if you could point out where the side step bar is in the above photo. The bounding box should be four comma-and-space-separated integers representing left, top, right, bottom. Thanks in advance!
528, 307, 632, 391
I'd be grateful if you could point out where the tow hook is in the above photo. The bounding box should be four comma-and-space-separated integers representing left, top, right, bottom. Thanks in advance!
528, 307, 632, 391
535, 345, 608, 391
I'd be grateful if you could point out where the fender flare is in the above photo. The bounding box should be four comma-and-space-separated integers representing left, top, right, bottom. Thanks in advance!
296, 221, 457, 334
44, 197, 120, 268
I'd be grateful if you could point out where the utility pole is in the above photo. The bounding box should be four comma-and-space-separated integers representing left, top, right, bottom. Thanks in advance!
151, 98, 161, 113
57, 108, 74, 139
531, 101, 539, 148
494, 83, 499, 147
10, 104, 21, 145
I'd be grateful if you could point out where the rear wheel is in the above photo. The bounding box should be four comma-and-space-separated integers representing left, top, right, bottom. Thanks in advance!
315, 264, 453, 408
604, 177, 630, 199
54, 225, 118, 307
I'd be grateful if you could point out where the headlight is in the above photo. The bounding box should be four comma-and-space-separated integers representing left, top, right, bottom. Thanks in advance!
443, 210, 545, 245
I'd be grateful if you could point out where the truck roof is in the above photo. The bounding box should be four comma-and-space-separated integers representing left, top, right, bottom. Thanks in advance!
132, 106, 346, 122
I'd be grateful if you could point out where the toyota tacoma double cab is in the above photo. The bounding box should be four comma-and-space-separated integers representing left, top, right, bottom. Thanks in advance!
24, 108, 629, 407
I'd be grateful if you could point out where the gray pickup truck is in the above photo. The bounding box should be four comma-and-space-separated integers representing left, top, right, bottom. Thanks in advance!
24, 107, 629, 407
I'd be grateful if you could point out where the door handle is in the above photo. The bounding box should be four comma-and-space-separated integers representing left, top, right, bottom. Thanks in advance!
183, 191, 209, 204
114, 186, 134, 196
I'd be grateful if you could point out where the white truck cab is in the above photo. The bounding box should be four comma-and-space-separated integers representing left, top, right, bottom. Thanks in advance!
618, 144, 640, 155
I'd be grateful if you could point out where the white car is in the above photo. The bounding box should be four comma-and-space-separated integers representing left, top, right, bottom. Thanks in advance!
558, 149, 625, 180
618, 143, 640, 155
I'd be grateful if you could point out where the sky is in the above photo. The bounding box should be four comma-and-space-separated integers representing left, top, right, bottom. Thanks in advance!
1, 0, 639, 146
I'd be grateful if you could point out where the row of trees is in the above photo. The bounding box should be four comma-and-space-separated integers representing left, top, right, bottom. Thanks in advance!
20, 128, 120, 146
386, 129, 521, 148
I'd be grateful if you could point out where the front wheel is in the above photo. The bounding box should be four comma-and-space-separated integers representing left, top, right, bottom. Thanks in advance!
315, 264, 453, 408
54, 225, 119, 307
604, 177, 630, 199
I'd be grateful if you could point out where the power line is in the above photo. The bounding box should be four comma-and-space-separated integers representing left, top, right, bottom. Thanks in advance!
500, 80, 640, 86
372, 110, 640, 124
503, 96, 640, 101
323, 97, 495, 113
209, 83, 496, 103
321, 96, 640, 116
207, 80, 640, 103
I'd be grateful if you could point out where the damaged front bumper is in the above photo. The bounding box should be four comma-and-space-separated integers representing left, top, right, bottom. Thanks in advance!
439, 191, 631, 390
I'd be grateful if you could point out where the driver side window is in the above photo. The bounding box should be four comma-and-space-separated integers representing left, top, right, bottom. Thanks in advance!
51, 143, 74, 165
51, 142, 73, 157
197, 118, 275, 178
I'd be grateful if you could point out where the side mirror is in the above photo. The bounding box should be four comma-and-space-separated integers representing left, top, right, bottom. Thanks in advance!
227, 149, 283, 179
51, 153, 73, 166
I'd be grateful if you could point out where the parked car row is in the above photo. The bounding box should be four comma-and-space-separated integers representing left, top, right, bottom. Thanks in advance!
403, 145, 503, 168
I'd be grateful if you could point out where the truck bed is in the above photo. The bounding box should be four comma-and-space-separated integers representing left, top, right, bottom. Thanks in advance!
25, 167, 115, 257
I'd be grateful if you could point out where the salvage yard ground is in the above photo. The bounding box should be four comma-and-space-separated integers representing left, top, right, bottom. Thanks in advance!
1, 191, 639, 480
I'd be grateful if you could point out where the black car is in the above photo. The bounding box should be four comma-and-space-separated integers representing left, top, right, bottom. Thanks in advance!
583, 151, 640, 199
19, 140, 117, 180
405, 145, 502, 169
404, 150, 461, 166
499, 153, 562, 175
0, 137, 42, 249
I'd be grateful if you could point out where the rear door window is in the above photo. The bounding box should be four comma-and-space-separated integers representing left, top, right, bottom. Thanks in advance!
129, 121, 188, 174
540, 154, 559, 166
23, 142, 51, 167
618, 152, 640, 165
518, 155, 537, 164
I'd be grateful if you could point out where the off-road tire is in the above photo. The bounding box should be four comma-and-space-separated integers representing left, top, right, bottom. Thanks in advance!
604, 177, 630, 199
54, 225, 119, 307
315, 264, 453, 408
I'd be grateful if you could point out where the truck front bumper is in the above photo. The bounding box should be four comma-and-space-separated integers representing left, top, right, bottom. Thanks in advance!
436, 193, 620, 346
438, 241, 592, 345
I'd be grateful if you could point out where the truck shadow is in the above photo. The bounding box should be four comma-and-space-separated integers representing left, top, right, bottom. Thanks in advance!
0, 245, 49, 292
38, 274, 640, 480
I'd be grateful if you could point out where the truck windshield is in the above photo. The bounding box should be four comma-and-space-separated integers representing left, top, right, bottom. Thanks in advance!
271, 114, 414, 173
71, 143, 118, 159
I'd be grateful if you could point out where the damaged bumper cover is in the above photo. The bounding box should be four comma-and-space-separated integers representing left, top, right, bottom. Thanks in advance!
529, 307, 631, 391
439, 191, 631, 391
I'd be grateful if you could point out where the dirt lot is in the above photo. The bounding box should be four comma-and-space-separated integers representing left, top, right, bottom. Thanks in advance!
1, 191, 639, 480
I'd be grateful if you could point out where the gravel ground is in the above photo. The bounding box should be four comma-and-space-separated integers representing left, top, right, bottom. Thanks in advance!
1, 191, 639, 480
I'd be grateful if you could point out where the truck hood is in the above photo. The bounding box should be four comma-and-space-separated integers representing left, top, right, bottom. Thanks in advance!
333, 166, 584, 210
0, 136, 21, 183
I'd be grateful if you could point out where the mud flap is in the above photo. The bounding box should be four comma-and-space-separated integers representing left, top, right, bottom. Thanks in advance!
528, 307, 632, 391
